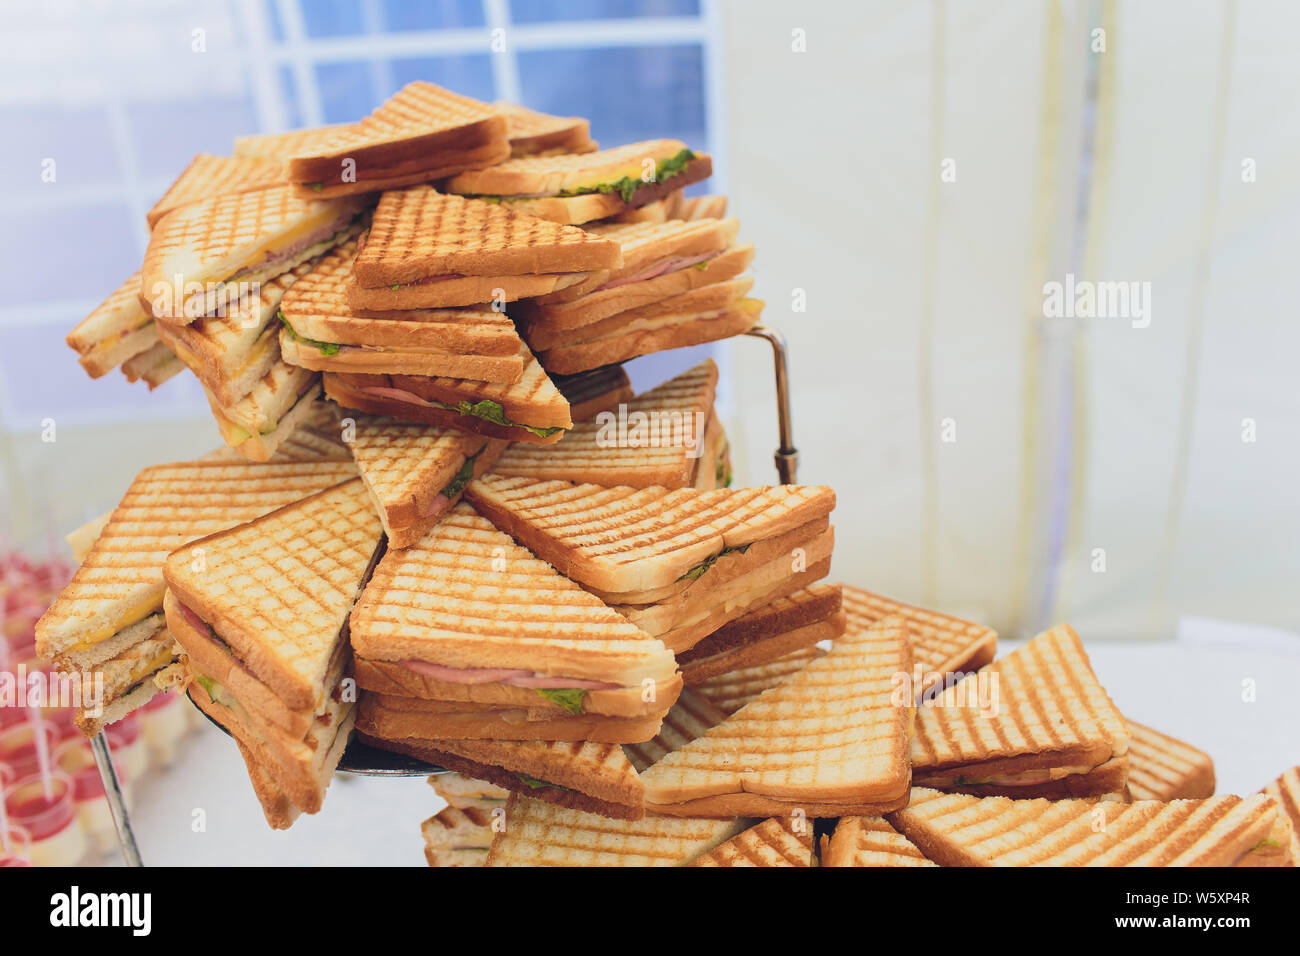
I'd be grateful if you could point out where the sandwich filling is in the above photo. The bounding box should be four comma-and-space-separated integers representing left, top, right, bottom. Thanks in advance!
595, 251, 716, 291
353, 386, 564, 439
226, 218, 358, 283
470, 148, 699, 204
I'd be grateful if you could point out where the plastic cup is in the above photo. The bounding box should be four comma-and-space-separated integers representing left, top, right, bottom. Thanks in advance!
4, 772, 85, 866
54, 738, 125, 855
0, 824, 32, 866
0, 721, 59, 782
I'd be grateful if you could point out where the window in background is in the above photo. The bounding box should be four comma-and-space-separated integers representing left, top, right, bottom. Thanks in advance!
0, 0, 724, 431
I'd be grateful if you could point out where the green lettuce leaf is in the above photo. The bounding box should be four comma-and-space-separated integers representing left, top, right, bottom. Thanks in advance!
535, 687, 587, 715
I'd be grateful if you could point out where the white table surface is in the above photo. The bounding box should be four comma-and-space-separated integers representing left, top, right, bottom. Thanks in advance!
97, 637, 1300, 867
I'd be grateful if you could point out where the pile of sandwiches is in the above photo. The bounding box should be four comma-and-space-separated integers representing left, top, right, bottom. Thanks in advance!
46, 80, 1298, 867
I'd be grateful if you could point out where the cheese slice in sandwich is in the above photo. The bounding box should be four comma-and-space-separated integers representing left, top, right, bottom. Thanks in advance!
889, 788, 1292, 867
34, 459, 357, 736
141, 183, 366, 323
444, 139, 713, 225
910, 623, 1130, 799
639, 617, 914, 818
349, 501, 681, 721
164, 478, 385, 824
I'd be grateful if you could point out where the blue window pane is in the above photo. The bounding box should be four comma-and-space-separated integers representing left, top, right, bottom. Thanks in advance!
0, 107, 121, 189
315, 62, 381, 124
383, 0, 485, 30
264, 0, 285, 42
0, 322, 206, 428
0, 202, 140, 305
516, 45, 706, 149
276, 65, 304, 129
128, 97, 258, 176
511, 0, 699, 23
388, 56, 496, 104
300, 0, 367, 38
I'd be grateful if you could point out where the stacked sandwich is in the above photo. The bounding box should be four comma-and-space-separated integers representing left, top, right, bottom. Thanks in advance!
163, 479, 385, 827
53, 79, 1296, 868
34, 458, 358, 735
510, 215, 761, 374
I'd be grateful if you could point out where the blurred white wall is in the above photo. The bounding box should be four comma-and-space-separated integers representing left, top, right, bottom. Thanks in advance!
718, 0, 1300, 641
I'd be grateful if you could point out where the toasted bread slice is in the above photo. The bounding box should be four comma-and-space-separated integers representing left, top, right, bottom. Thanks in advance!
121, 342, 184, 388
142, 184, 365, 322
358, 731, 645, 821
524, 276, 754, 351
357, 693, 662, 744
693, 646, 825, 715
1257, 767, 1300, 866
349, 501, 680, 703
146, 153, 283, 229
640, 618, 914, 818
322, 339, 571, 444
444, 140, 712, 225
841, 585, 998, 691
911, 624, 1130, 798
690, 816, 813, 867
603, 189, 684, 224
192, 681, 356, 816
284, 82, 509, 189
550, 365, 633, 422
344, 414, 506, 548
36, 459, 357, 665
164, 479, 384, 710
464, 475, 835, 593
66, 272, 158, 377
1125, 720, 1216, 801
428, 772, 510, 810
422, 805, 495, 866
234, 740, 303, 831
154, 256, 319, 406
536, 297, 762, 374
491, 359, 717, 488
486, 793, 743, 867
889, 788, 1288, 866
486, 691, 740, 865
70, 613, 174, 736
202, 364, 322, 461
496, 101, 596, 157
277, 239, 525, 380
521, 217, 741, 309
676, 195, 728, 220
678, 584, 844, 683
351, 187, 620, 288
822, 816, 937, 867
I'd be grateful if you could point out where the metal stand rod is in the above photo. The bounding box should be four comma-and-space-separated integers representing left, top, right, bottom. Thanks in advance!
90, 731, 143, 867
744, 325, 799, 484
